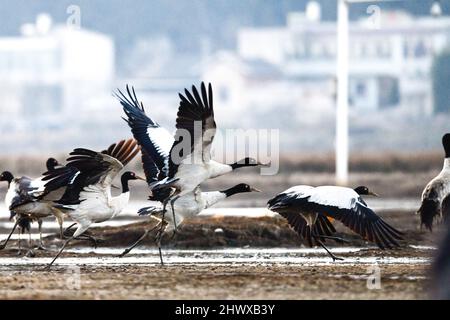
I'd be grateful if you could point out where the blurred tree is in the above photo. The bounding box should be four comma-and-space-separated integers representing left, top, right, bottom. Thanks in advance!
432, 51, 450, 114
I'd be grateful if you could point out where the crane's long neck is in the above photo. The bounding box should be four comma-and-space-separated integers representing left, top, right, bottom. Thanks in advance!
443, 136, 450, 169
443, 158, 450, 171
202, 191, 227, 209
203, 185, 247, 209
2, 173, 14, 187
121, 175, 131, 193
109, 178, 130, 219
107, 176, 132, 218
207, 161, 233, 178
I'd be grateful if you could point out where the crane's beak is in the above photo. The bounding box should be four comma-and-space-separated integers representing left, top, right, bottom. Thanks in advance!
250, 187, 262, 192
136, 175, 146, 182
111, 184, 120, 190
368, 191, 379, 197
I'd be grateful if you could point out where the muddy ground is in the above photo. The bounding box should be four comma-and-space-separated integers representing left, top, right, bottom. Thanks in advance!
0, 210, 444, 300
0, 258, 430, 300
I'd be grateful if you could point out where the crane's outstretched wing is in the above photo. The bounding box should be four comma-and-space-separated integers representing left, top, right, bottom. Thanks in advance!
280, 212, 337, 247
268, 185, 403, 249
116, 85, 173, 183
307, 200, 403, 249
267, 185, 314, 212
44, 139, 139, 206
168, 82, 216, 178
268, 186, 336, 246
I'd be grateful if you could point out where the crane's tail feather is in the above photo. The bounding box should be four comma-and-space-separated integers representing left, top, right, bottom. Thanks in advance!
418, 199, 440, 232
138, 206, 163, 216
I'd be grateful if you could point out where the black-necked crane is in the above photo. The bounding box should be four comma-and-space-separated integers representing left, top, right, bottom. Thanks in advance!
116, 83, 263, 231
119, 180, 261, 261
418, 133, 450, 231
42, 139, 142, 267
267, 185, 403, 261
0, 157, 65, 255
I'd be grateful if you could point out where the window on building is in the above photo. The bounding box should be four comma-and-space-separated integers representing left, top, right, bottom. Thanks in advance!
356, 81, 366, 96
377, 41, 391, 58
403, 41, 409, 58
378, 76, 399, 109
415, 40, 427, 57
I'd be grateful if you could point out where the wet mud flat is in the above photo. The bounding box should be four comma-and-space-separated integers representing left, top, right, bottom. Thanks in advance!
0, 210, 440, 300
0, 247, 431, 300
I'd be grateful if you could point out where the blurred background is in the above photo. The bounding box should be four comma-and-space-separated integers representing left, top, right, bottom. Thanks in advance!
0, 0, 449, 203
0, 2, 447, 300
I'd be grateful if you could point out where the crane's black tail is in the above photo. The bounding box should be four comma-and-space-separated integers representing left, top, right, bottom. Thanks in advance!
418, 199, 440, 232
138, 206, 163, 216
18, 217, 31, 233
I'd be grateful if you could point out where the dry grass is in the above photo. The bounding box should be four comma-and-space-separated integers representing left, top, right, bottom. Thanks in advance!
0, 151, 443, 176
280, 151, 443, 173
0, 151, 442, 199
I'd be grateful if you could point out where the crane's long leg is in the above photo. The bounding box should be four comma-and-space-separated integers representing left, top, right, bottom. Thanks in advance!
153, 227, 165, 265
17, 227, 22, 255
0, 218, 20, 250
160, 188, 180, 235
59, 222, 64, 240
156, 232, 164, 266
160, 200, 168, 235
26, 228, 35, 257
37, 219, 46, 250
52, 208, 65, 240
313, 236, 344, 261
46, 224, 89, 269
169, 195, 180, 235
118, 222, 161, 258
45, 237, 74, 269
63, 223, 77, 237
315, 235, 349, 243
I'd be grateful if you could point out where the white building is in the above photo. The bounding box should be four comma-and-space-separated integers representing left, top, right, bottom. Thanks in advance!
0, 15, 114, 120
226, 8, 450, 115
0, 14, 115, 152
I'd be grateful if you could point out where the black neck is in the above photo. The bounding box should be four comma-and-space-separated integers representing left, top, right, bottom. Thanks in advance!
121, 176, 130, 193
230, 163, 242, 170
221, 186, 244, 198
230, 162, 255, 170
445, 145, 450, 159
4, 175, 14, 186
443, 134, 450, 158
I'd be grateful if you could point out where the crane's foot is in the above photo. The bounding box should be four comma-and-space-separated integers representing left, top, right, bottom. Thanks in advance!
331, 255, 344, 262
117, 248, 131, 258
42, 264, 52, 271
169, 229, 177, 241
25, 249, 36, 258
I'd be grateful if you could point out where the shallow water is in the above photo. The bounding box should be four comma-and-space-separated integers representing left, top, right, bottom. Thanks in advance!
0, 247, 431, 267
